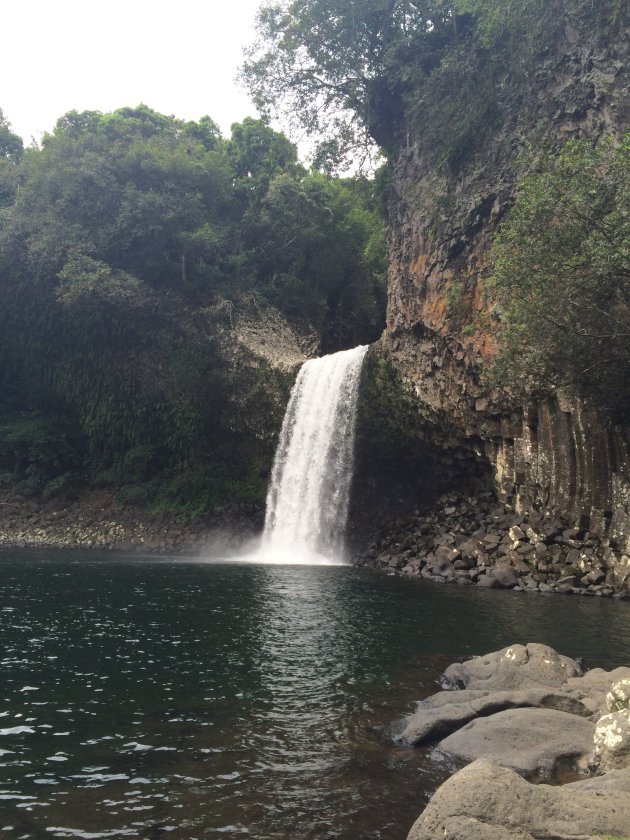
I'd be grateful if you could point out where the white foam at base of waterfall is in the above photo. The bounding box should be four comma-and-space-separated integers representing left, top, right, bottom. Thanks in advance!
255, 345, 368, 565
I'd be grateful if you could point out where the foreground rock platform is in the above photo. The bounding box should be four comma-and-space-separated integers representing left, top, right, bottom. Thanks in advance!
402, 644, 630, 839
437, 707, 594, 779
406, 758, 630, 840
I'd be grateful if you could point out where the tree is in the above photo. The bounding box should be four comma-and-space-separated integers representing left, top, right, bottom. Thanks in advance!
6, 106, 233, 287
228, 117, 300, 200
241, 1, 621, 171
0, 109, 23, 208
0, 103, 388, 506
241, 0, 463, 168
0, 109, 23, 161
488, 134, 630, 420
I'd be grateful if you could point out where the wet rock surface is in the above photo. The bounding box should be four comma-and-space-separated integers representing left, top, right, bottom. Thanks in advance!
402, 687, 592, 747
356, 491, 630, 597
402, 645, 630, 839
442, 642, 581, 691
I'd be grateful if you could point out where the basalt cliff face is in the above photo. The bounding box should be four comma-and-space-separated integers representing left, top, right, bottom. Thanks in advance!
382, 20, 630, 559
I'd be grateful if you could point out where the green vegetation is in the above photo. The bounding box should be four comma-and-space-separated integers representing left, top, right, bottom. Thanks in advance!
488, 135, 630, 420
0, 106, 387, 509
352, 349, 489, 526
245, 0, 629, 421
354, 349, 453, 492
243, 0, 624, 171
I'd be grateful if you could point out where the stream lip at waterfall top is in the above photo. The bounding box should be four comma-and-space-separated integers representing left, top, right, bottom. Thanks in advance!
2, 551, 630, 839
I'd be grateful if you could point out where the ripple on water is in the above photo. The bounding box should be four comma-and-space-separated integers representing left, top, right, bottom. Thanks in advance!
0, 555, 629, 838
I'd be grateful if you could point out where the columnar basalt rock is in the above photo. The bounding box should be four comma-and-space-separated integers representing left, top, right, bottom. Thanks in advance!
384, 25, 630, 559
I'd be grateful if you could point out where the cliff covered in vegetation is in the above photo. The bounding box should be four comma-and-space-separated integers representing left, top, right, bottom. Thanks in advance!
382, 3, 630, 548
246, 0, 630, 554
0, 107, 386, 516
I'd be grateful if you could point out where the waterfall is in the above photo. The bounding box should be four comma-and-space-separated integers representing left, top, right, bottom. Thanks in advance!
260, 345, 368, 564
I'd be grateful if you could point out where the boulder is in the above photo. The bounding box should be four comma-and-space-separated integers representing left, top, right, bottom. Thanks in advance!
460, 538, 484, 560
406, 759, 630, 840
436, 708, 594, 779
400, 689, 591, 747
490, 564, 520, 588
435, 544, 460, 564
509, 525, 526, 542
441, 643, 582, 691
607, 675, 630, 711
432, 558, 456, 578
592, 708, 630, 773
564, 666, 630, 717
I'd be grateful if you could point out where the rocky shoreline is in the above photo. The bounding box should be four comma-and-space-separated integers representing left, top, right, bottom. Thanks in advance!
0, 490, 262, 555
356, 491, 630, 598
3, 489, 630, 603
401, 643, 630, 839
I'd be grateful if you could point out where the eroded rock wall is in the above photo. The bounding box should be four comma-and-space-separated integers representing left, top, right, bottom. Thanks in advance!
384, 22, 630, 553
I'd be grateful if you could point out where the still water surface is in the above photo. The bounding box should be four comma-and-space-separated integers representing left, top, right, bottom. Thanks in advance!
1, 552, 630, 839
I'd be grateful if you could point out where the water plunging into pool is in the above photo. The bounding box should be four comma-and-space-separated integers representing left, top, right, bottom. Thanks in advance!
259, 345, 368, 564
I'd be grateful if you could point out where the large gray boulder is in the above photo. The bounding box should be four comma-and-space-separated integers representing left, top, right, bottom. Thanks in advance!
401, 689, 591, 747
442, 643, 582, 691
606, 674, 630, 712
592, 708, 630, 773
406, 758, 630, 840
437, 708, 595, 779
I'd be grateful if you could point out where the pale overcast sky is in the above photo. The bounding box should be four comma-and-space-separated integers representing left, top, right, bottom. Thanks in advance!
2, 0, 266, 145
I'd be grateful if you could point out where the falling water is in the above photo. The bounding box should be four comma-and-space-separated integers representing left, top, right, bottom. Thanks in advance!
260, 345, 368, 564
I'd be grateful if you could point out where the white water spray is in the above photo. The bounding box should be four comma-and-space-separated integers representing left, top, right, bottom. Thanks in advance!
259, 345, 368, 564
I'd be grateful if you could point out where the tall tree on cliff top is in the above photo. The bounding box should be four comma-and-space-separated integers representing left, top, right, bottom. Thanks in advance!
0, 109, 23, 161
0, 109, 23, 207
242, 0, 623, 170
241, 0, 464, 168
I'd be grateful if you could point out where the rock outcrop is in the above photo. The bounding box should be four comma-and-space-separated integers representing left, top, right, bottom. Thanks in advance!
437, 708, 594, 780
402, 645, 630, 839
441, 643, 581, 691
384, 17, 630, 557
0, 490, 263, 553
406, 758, 630, 840
358, 491, 630, 595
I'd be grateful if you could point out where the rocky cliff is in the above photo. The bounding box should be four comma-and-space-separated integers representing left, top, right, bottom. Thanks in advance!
383, 16, 630, 554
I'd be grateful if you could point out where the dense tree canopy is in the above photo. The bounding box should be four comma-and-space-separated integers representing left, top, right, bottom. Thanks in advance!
0, 109, 23, 208
489, 135, 630, 420
0, 105, 387, 507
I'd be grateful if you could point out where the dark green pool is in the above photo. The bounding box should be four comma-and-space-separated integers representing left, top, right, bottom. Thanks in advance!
1, 553, 629, 838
